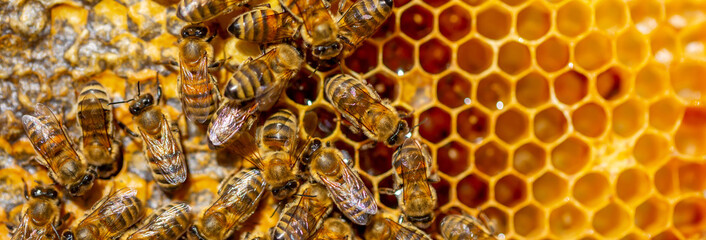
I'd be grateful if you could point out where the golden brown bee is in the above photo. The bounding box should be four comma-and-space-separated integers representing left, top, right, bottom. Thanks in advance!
228, 7, 298, 44
241, 232, 269, 240
280, 0, 342, 60
439, 214, 500, 240
188, 168, 267, 240
126, 202, 192, 240
364, 214, 431, 240
270, 183, 333, 240
10, 185, 62, 240
62, 188, 145, 240
324, 74, 409, 147
309, 217, 354, 240
206, 100, 258, 149
77, 80, 122, 179
336, 0, 393, 57
176, 0, 250, 23
22, 103, 97, 197
177, 24, 221, 125
307, 139, 378, 225
223, 44, 303, 111
390, 138, 437, 229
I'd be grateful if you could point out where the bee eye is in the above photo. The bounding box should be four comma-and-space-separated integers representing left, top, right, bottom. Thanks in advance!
286, 181, 298, 189
31, 189, 41, 198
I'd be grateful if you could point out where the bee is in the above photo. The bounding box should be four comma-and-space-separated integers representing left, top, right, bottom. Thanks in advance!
363, 214, 431, 240
241, 232, 269, 240
336, 0, 394, 58
62, 188, 145, 240
389, 138, 437, 229
22, 103, 97, 197
10, 185, 62, 240
309, 217, 354, 240
177, 24, 221, 125
307, 139, 377, 225
126, 202, 192, 240
188, 168, 267, 240
77, 80, 122, 179
324, 74, 409, 147
176, 0, 250, 23
439, 214, 500, 240
223, 43, 303, 111
228, 7, 298, 44
270, 183, 333, 240
206, 100, 258, 149
279, 0, 342, 60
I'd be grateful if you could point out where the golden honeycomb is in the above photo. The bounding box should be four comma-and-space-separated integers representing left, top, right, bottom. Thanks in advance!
3, 0, 706, 239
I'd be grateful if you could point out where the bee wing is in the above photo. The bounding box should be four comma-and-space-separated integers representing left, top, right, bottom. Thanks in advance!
326, 77, 380, 133
400, 162, 433, 204
140, 117, 187, 185
208, 101, 258, 148
10, 211, 30, 240
317, 156, 377, 225
336, 0, 390, 47
210, 170, 266, 229
77, 92, 113, 150
133, 202, 191, 237
79, 188, 138, 235
228, 129, 266, 170
21, 104, 79, 172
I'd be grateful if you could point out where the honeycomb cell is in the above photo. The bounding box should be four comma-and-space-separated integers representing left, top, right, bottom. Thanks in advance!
344, 41, 378, 74
575, 32, 613, 71
574, 172, 611, 208
556, 0, 591, 37
432, 177, 451, 207
534, 107, 568, 143
437, 72, 472, 108
572, 102, 608, 138
629, 0, 663, 34
340, 124, 367, 142
592, 203, 631, 237
670, 60, 706, 103
475, 141, 508, 177
372, 12, 396, 39
494, 174, 527, 208
378, 175, 398, 208
498, 41, 531, 75
654, 160, 678, 197
536, 36, 570, 72
649, 96, 684, 132
423, 0, 447, 8
533, 172, 568, 206
366, 72, 399, 101
383, 37, 415, 74
439, 5, 471, 42
650, 26, 680, 64
286, 71, 319, 106
495, 108, 528, 144
419, 107, 451, 143
500, 0, 525, 6
461, 0, 484, 6
612, 99, 646, 138
513, 142, 546, 176
552, 137, 590, 175
675, 107, 706, 157
481, 206, 509, 235
516, 72, 550, 108
303, 105, 337, 138
517, 1, 551, 41
457, 174, 489, 208
400, 5, 434, 40
549, 203, 587, 238
477, 73, 511, 111
621, 232, 648, 240
476, 5, 512, 40
458, 38, 493, 74
673, 197, 706, 236
420, 38, 451, 74
653, 229, 680, 240
596, 66, 630, 101
333, 140, 355, 163
514, 204, 545, 237
635, 197, 670, 233
616, 168, 651, 205
437, 141, 469, 177
457, 107, 490, 144
633, 133, 669, 167
358, 143, 394, 176
617, 27, 649, 67
594, 0, 628, 32
678, 162, 706, 193
554, 70, 588, 105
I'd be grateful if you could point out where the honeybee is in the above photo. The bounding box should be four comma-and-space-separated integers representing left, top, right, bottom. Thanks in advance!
77, 80, 122, 179
307, 139, 377, 225
324, 74, 409, 147
241, 232, 269, 240
188, 168, 267, 240
309, 217, 354, 240
10, 185, 62, 240
279, 0, 342, 60
126, 202, 192, 240
223, 43, 303, 111
364, 214, 431, 240
177, 24, 221, 125
389, 138, 438, 229
176, 0, 250, 23
439, 214, 500, 240
62, 188, 145, 240
336, 0, 393, 58
22, 103, 97, 197
206, 100, 258, 149
228, 7, 298, 44
270, 183, 333, 240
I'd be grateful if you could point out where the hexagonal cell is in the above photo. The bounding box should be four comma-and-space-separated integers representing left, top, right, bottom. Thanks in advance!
481, 206, 509, 235
516, 72, 550, 108
366, 72, 399, 101
636, 62, 668, 99
650, 25, 680, 65
597, 66, 631, 101
437, 72, 472, 108
554, 70, 588, 105
303, 105, 337, 138
549, 203, 587, 238
670, 60, 706, 103
494, 174, 527, 208
635, 197, 670, 233
675, 107, 706, 157
439, 5, 471, 42
574, 172, 610, 208
461, 0, 485, 6
432, 177, 451, 207
593, 203, 631, 237
517, 1, 551, 40
613, 99, 646, 138
679, 162, 706, 193
498, 41, 531, 75
575, 32, 613, 71
400, 5, 434, 40
652, 229, 680, 240
617, 27, 649, 67
533, 172, 568, 206
476, 5, 512, 40
514, 204, 545, 237
475, 141, 509, 177
286, 70, 320, 105
654, 159, 678, 197
500, 0, 525, 6
534, 107, 568, 143
458, 174, 489, 208
420, 38, 451, 74
458, 38, 493, 74
633, 133, 670, 167
629, 0, 663, 34
358, 143, 394, 176
477, 73, 511, 111
378, 175, 398, 208
340, 123, 367, 142
419, 107, 452, 143
333, 140, 355, 162
552, 137, 590, 175
649, 96, 684, 132
372, 12, 396, 40
572, 102, 608, 138
437, 141, 469, 177
457, 107, 490, 144
673, 197, 706, 237
344, 41, 378, 74
556, 0, 591, 37
620, 232, 648, 240
536, 36, 569, 72
616, 168, 651, 205
382, 37, 415, 74
594, 0, 628, 31
513, 142, 546, 176
423, 0, 447, 7
495, 108, 529, 144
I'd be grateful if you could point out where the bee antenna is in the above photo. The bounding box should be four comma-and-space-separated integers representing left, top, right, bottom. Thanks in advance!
270, 200, 285, 218
22, 178, 28, 200
108, 81, 140, 106
406, 118, 428, 138
292, 193, 316, 198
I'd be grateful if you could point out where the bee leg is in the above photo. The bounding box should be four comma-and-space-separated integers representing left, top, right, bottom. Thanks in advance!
359, 140, 376, 150
250, 3, 271, 9
208, 59, 225, 71
337, 0, 348, 14
117, 122, 140, 139
427, 172, 440, 183
378, 187, 396, 196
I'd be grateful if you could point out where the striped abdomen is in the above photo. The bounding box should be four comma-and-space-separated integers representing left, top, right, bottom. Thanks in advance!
77, 80, 113, 150
76, 188, 144, 239
260, 109, 298, 152
439, 215, 496, 240
271, 184, 332, 240
229, 9, 297, 43
127, 202, 191, 240
180, 69, 219, 124
324, 74, 381, 126
224, 58, 277, 102
138, 109, 188, 191
176, 0, 247, 23
338, 0, 393, 46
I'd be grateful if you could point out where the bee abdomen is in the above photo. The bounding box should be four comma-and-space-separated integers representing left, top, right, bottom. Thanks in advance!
261, 109, 297, 151
181, 80, 218, 124
225, 61, 274, 101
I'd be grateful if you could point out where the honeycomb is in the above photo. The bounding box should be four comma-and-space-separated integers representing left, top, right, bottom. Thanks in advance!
3, 0, 706, 239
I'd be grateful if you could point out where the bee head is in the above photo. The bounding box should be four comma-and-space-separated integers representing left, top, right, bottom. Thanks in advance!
129, 94, 154, 116
67, 170, 96, 197
188, 225, 208, 240
30, 186, 59, 200
181, 24, 209, 39
61, 231, 74, 240
301, 138, 322, 165
387, 120, 409, 146
381, 0, 392, 7
312, 42, 342, 60
271, 180, 299, 200
407, 214, 434, 229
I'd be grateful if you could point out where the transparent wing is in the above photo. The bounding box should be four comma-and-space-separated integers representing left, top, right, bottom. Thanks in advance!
79, 188, 137, 238
141, 117, 187, 185
328, 78, 379, 134
21, 104, 78, 172
318, 155, 377, 224
207, 101, 258, 148
77, 93, 112, 150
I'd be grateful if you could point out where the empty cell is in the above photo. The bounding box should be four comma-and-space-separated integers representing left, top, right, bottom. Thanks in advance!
575, 32, 613, 71
458, 38, 493, 74
554, 70, 588, 105
481, 206, 509, 235
419, 107, 452, 143
652, 229, 680, 240
597, 66, 631, 101
437, 72, 472, 108
433, 177, 452, 207
533, 172, 568, 206
675, 107, 706, 157
457, 174, 489, 208
593, 203, 631, 237
670, 60, 706, 103
419, 38, 451, 74
394, 0, 411, 7
673, 197, 706, 236
372, 13, 396, 40
498, 41, 531, 75
303, 105, 337, 138
477, 73, 511, 111
617, 27, 649, 67
333, 140, 355, 163
494, 174, 527, 208
514, 204, 545, 237
286, 70, 320, 105
649, 97, 684, 132
439, 5, 471, 41
654, 160, 678, 197
457, 107, 490, 143
556, 0, 591, 37
552, 137, 590, 175
516, 72, 550, 108
437, 141, 470, 177
475, 141, 508, 177
400, 5, 433, 40
358, 143, 394, 176
650, 26, 680, 64
495, 108, 529, 144
423, 0, 447, 7
344, 41, 378, 74
612, 99, 646, 138
574, 172, 610, 208
629, 0, 663, 34
635, 62, 668, 99
517, 1, 551, 40
537, 36, 570, 72
678, 162, 706, 193
549, 203, 587, 238
534, 107, 568, 143
572, 102, 608, 138
633, 133, 670, 167
378, 175, 398, 208
594, 0, 628, 31
477, 5, 512, 40
340, 123, 367, 142
382, 37, 415, 74
367, 72, 399, 101
513, 142, 546, 176
616, 168, 651, 205
635, 197, 670, 234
